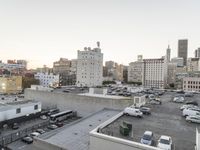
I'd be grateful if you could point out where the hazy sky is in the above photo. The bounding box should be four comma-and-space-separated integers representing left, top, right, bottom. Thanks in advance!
0, 0, 200, 69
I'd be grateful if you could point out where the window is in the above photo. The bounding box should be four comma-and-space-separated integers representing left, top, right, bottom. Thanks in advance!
34, 105, 38, 110
16, 108, 21, 114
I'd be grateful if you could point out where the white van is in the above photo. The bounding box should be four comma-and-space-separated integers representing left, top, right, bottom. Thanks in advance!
183, 109, 200, 117
123, 107, 143, 118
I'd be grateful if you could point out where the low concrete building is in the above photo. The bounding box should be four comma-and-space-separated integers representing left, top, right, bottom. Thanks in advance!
183, 77, 200, 92
89, 113, 159, 150
32, 109, 120, 150
133, 95, 146, 107
0, 98, 41, 124
0, 76, 22, 94
24, 89, 133, 116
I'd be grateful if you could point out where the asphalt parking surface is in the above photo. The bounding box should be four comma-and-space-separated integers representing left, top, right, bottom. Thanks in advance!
101, 92, 199, 150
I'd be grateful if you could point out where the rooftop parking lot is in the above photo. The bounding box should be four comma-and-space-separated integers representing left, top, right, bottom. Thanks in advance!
101, 92, 199, 150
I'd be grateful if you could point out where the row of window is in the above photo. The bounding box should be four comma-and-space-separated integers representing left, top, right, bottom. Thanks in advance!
184, 85, 200, 89
184, 81, 200, 84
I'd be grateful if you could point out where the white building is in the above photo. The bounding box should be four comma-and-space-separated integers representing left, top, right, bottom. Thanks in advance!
0, 98, 41, 122
142, 58, 167, 89
171, 57, 184, 67
128, 57, 143, 83
187, 58, 200, 72
183, 77, 200, 92
34, 72, 59, 87
76, 42, 103, 87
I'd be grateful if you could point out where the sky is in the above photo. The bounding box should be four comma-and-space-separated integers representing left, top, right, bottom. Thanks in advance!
0, 0, 200, 69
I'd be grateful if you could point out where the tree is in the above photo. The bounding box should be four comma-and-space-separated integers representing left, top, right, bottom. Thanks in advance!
102, 80, 116, 85
169, 83, 175, 88
22, 77, 39, 89
127, 81, 142, 85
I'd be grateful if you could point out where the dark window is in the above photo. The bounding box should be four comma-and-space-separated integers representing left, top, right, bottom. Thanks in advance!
16, 108, 21, 114
34, 105, 38, 110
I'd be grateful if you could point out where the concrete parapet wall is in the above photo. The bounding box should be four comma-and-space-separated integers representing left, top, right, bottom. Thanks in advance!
24, 89, 133, 116
33, 138, 66, 150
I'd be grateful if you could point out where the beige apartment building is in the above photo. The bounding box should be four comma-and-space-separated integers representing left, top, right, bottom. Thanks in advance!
183, 77, 200, 92
0, 76, 22, 94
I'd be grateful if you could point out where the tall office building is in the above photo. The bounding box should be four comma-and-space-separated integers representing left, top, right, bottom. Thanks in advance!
76, 42, 103, 87
166, 45, 171, 62
178, 39, 188, 66
195, 48, 200, 58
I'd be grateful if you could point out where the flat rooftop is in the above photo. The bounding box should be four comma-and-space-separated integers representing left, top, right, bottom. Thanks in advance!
39, 108, 121, 150
0, 95, 39, 111
99, 93, 198, 150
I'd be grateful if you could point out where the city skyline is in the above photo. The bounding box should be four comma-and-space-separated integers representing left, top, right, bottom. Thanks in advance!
0, 0, 200, 69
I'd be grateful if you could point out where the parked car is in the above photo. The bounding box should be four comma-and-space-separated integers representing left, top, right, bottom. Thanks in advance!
63, 90, 70, 93
186, 101, 198, 106
180, 105, 199, 111
186, 115, 200, 124
123, 107, 143, 118
40, 115, 48, 120
183, 109, 200, 117
173, 96, 184, 103
12, 123, 19, 130
47, 124, 58, 130
149, 94, 155, 100
157, 135, 172, 150
140, 107, 151, 115
21, 136, 33, 144
176, 90, 185, 94
140, 131, 154, 145
30, 132, 40, 137
186, 107, 200, 112
149, 99, 161, 105
56, 122, 64, 127
36, 129, 45, 134
184, 92, 194, 97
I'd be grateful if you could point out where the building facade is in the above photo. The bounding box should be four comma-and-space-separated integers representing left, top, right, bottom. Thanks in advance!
53, 58, 71, 74
76, 43, 103, 87
34, 72, 59, 87
142, 58, 167, 89
195, 48, 200, 58
104, 61, 124, 81
171, 57, 184, 67
183, 77, 200, 92
187, 58, 200, 72
53, 58, 77, 86
128, 61, 142, 83
0, 76, 22, 94
167, 63, 177, 87
178, 39, 188, 66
